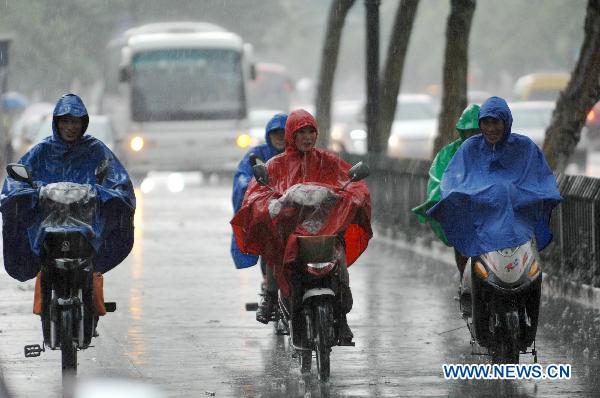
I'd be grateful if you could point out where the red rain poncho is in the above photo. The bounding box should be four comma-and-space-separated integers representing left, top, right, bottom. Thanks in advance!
230, 109, 372, 296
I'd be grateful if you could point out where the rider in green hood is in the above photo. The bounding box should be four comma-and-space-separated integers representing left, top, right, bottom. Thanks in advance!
411, 104, 480, 274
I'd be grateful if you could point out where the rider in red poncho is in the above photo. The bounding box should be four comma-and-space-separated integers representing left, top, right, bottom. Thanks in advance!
231, 109, 372, 340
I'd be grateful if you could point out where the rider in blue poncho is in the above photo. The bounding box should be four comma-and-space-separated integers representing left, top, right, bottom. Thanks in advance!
231, 112, 286, 322
427, 96, 561, 258
0, 94, 135, 289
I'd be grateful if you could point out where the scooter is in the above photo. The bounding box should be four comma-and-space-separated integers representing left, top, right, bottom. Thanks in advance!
251, 161, 369, 382
7, 162, 116, 378
461, 239, 542, 364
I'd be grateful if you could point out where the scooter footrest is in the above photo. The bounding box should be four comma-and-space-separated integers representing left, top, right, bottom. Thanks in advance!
338, 340, 355, 347
104, 302, 116, 312
24, 344, 43, 357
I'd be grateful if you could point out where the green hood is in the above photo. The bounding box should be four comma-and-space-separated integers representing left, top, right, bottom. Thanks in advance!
411, 103, 480, 245
455, 104, 480, 139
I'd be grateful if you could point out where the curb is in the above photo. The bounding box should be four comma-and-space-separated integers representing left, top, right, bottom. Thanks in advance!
374, 234, 600, 309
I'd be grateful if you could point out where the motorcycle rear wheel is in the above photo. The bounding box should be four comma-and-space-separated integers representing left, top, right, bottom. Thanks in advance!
61, 309, 77, 375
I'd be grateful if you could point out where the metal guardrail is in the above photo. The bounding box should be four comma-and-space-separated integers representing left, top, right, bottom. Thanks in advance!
343, 153, 600, 288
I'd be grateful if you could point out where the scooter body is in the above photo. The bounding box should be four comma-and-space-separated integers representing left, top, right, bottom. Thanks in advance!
6, 159, 120, 379
24, 182, 107, 375
277, 235, 348, 382
465, 239, 541, 363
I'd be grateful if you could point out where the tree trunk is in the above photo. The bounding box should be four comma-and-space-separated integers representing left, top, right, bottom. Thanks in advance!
542, 0, 600, 172
378, 0, 420, 153
315, 0, 356, 148
432, 0, 476, 156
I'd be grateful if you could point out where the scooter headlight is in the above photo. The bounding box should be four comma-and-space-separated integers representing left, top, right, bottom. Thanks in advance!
474, 260, 489, 279
527, 260, 540, 277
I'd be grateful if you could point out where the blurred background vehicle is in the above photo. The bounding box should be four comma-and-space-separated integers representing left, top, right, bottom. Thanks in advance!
245, 108, 286, 148
510, 101, 587, 173
9, 102, 53, 160
467, 90, 492, 105
101, 22, 256, 179
1, 91, 29, 164
584, 100, 600, 148
509, 101, 556, 145
247, 63, 294, 111
329, 99, 365, 154
328, 94, 438, 159
513, 72, 569, 101
31, 114, 116, 152
386, 94, 438, 160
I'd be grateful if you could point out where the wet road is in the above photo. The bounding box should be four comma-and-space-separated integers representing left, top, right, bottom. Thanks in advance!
0, 179, 599, 397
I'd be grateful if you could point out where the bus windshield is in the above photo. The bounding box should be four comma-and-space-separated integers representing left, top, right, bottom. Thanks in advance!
131, 49, 245, 121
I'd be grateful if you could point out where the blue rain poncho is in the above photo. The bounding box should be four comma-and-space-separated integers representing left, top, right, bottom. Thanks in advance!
427, 96, 561, 257
0, 94, 136, 281
230, 113, 287, 268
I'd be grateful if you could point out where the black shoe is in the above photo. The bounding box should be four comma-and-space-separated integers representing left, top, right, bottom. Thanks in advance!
256, 292, 277, 324
338, 315, 354, 346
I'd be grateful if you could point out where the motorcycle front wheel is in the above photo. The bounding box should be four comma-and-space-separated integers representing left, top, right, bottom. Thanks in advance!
61, 309, 77, 375
314, 303, 333, 382
299, 350, 312, 373
491, 340, 519, 364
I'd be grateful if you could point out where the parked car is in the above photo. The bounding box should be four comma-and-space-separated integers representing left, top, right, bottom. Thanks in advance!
32, 114, 116, 152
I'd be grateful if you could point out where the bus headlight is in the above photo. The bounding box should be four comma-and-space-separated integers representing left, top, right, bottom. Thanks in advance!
236, 134, 252, 148
130, 136, 144, 152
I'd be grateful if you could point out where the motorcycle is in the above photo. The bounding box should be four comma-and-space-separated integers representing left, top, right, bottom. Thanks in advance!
461, 239, 542, 364
250, 161, 369, 382
6, 162, 116, 377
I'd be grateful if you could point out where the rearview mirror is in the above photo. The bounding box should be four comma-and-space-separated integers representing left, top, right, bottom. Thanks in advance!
252, 163, 269, 186
348, 161, 370, 182
6, 163, 33, 186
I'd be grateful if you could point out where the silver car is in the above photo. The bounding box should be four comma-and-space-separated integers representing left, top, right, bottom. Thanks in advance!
510, 101, 587, 173
387, 94, 438, 160
329, 94, 438, 159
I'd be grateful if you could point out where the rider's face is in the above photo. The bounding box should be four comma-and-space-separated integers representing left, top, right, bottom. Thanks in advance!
269, 129, 285, 151
480, 117, 504, 145
294, 126, 317, 152
57, 116, 84, 142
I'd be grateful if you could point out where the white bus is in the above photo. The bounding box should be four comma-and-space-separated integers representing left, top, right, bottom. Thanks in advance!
101, 22, 256, 178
